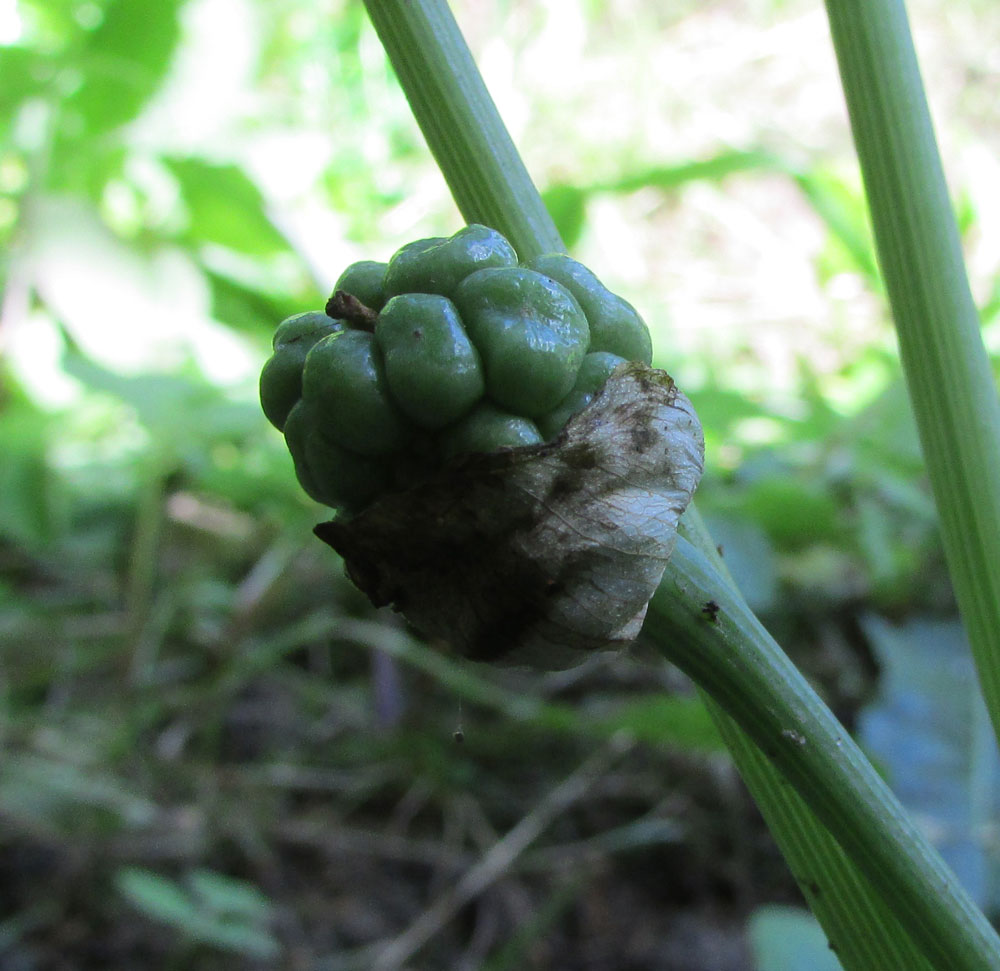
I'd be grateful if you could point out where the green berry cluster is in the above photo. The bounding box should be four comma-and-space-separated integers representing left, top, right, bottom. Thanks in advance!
260, 224, 653, 512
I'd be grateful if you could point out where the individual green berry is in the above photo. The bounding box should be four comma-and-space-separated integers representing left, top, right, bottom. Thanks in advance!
301, 330, 409, 457
382, 236, 443, 297
525, 254, 652, 365
441, 401, 543, 459
260, 354, 306, 433
383, 224, 518, 299
537, 351, 626, 440
282, 399, 322, 500
260, 311, 343, 431
573, 350, 628, 394
271, 310, 341, 351
376, 293, 485, 429
334, 260, 388, 312
453, 266, 590, 418
284, 400, 391, 509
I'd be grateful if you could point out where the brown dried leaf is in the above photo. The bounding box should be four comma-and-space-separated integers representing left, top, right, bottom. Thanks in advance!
315, 363, 704, 668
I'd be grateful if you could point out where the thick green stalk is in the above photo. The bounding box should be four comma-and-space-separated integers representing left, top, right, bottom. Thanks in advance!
362, 0, 562, 261
823, 0, 1000, 741
648, 535, 999, 969
678, 508, 934, 970
714, 718, 933, 970
360, 0, 1000, 967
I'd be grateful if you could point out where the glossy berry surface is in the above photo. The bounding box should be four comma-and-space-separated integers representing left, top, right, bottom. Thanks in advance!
536, 350, 626, 441
259, 224, 654, 512
383, 223, 517, 299
525, 254, 652, 365
376, 293, 484, 429
259, 312, 343, 431
440, 401, 543, 459
300, 330, 408, 456
453, 266, 590, 418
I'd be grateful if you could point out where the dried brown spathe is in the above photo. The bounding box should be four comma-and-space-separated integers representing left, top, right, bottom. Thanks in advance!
315, 363, 704, 668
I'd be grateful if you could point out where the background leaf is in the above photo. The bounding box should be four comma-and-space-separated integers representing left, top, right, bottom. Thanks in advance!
165, 157, 290, 255
858, 615, 1000, 910
61, 0, 186, 136
116, 867, 281, 959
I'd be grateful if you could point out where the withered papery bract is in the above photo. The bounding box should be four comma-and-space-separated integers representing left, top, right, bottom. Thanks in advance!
315, 363, 704, 669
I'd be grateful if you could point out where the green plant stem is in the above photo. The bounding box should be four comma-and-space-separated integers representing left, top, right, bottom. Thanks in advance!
677, 508, 934, 970
362, 0, 562, 261
710, 712, 933, 969
361, 0, 1000, 966
647, 535, 999, 969
823, 0, 1000, 742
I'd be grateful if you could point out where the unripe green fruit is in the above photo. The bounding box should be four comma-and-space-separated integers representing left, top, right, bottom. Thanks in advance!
284, 401, 390, 509
282, 400, 321, 500
453, 266, 590, 418
441, 401, 543, 459
376, 293, 485, 429
335, 260, 389, 312
262, 225, 655, 514
572, 350, 628, 394
526, 254, 652, 365
260, 311, 343, 431
537, 351, 626, 440
383, 224, 517, 299
272, 310, 342, 350
301, 330, 409, 456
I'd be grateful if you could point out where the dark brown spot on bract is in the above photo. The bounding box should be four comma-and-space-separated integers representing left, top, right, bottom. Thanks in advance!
314, 483, 556, 665
548, 469, 582, 501
630, 425, 657, 453
563, 442, 599, 470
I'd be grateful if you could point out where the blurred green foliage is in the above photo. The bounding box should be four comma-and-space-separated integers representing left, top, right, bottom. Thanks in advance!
115, 867, 281, 959
1, 0, 999, 967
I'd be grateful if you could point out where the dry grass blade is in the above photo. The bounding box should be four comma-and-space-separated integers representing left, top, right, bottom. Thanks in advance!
367, 736, 633, 971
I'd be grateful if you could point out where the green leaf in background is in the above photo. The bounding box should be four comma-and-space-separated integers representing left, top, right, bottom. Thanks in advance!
586, 695, 723, 751
848, 378, 927, 475
205, 268, 316, 338
165, 157, 290, 255
599, 148, 779, 195
854, 494, 922, 602
703, 515, 779, 614
186, 869, 277, 924
61, 0, 186, 136
0, 755, 157, 831
740, 475, 842, 550
748, 904, 844, 971
0, 46, 49, 120
61, 346, 260, 448
539, 150, 780, 251
791, 165, 880, 288
688, 387, 772, 440
979, 274, 1000, 330
858, 615, 1000, 911
116, 868, 196, 926
541, 183, 588, 250
116, 867, 281, 959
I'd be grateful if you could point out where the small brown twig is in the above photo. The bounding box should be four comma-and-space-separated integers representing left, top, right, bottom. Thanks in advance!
325, 289, 378, 332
